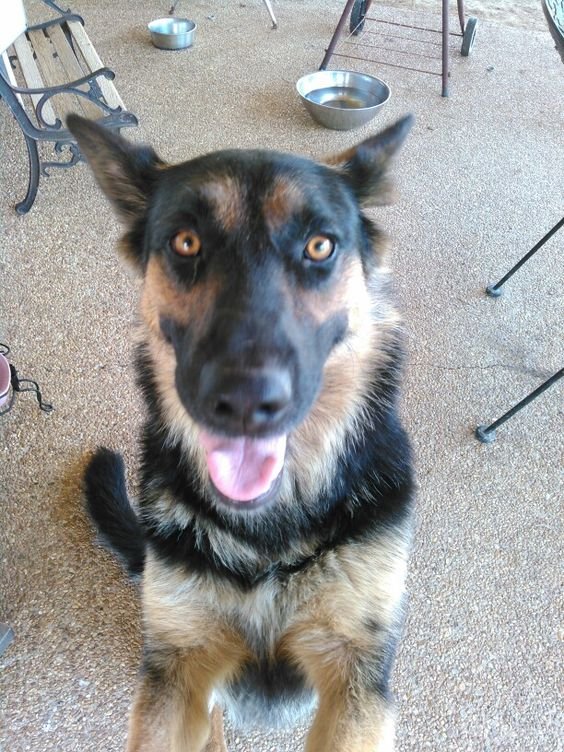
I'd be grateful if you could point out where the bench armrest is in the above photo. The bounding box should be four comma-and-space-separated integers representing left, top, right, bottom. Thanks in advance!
26, 13, 85, 34
5, 66, 116, 96
2, 67, 125, 129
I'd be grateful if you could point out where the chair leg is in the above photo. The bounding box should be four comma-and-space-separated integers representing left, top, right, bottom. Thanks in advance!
476, 369, 564, 443
486, 216, 564, 297
15, 133, 40, 215
441, 0, 449, 96
0, 624, 14, 656
262, 0, 278, 29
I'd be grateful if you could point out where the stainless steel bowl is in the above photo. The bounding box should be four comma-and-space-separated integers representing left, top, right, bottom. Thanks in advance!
148, 17, 196, 50
296, 70, 390, 130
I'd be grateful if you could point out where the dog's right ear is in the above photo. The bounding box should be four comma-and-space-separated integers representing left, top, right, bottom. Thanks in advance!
67, 115, 165, 225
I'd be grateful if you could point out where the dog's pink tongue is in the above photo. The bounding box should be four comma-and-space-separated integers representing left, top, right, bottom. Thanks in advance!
199, 431, 286, 502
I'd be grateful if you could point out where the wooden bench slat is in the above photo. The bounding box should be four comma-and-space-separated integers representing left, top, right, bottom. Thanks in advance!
68, 20, 125, 111
12, 34, 56, 125
46, 24, 101, 119
46, 25, 85, 80
27, 27, 77, 121
27, 29, 64, 85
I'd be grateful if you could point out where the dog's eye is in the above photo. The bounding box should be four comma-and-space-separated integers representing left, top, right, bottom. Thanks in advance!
170, 229, 201, 257
304, 235, 335, 262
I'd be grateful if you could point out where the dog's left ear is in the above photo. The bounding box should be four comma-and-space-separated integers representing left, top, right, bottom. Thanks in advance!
324, 114, 414, 207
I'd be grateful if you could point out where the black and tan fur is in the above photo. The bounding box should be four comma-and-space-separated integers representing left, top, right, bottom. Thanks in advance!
68, 113, 415, 752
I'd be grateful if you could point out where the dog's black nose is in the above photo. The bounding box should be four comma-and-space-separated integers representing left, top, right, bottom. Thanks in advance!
199, 363, 292, 433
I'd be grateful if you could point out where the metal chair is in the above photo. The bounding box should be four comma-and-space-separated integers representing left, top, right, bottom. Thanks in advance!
475, 1, 563, 443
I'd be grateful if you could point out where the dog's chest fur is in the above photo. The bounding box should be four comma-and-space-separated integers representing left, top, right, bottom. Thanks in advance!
143, 549, 319, 725
142, 522, 409, 726
144, 547, 321, 657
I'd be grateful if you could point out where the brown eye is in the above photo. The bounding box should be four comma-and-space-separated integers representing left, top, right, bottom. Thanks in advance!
170, 229, 201, 257
304, 235, 335, 262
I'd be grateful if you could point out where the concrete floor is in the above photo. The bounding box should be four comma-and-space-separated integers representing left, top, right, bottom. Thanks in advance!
1, 1, 563, 751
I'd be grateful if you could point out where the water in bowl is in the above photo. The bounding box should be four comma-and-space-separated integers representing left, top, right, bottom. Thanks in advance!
306, 86, 377, 109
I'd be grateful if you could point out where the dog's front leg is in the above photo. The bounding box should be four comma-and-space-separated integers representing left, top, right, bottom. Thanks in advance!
204, 705, 228, 752
126, 636, 248, 752
283, 616, 398, 751
305, 674, 395, 752
284, 534, 409, 752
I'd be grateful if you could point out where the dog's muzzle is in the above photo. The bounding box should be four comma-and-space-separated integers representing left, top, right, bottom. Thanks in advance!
193, 363, 291, 504
198, 362, 293, 435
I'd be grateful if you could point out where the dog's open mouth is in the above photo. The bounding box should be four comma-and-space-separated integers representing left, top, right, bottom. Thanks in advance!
199, 429, 287, 507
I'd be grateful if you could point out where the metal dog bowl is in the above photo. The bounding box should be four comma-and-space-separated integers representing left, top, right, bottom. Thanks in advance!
296, 70, 390, 130
148, 17, 196, 50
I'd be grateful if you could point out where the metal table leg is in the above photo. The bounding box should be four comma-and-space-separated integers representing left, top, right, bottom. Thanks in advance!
476, 216, 563, 442
169, 0, 277, 28
262, 0, 278, 29
476, 369, 564, 443
0, 624, 14, 656
486, 216, 564, 297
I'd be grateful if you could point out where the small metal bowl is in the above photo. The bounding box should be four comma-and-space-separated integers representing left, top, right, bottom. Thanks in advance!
148, 17, 196, 50
296, 70, 390, 130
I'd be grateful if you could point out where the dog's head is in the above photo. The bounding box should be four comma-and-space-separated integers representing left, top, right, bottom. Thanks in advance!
68, 115, 412, 512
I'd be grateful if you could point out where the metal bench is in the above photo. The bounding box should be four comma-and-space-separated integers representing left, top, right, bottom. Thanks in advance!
0, 0, 138, 213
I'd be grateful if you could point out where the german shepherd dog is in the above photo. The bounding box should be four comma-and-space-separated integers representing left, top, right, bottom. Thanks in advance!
67, 112, 415, 752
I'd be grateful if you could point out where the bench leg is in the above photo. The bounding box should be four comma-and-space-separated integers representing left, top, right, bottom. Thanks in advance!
16, 133, 40, 215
